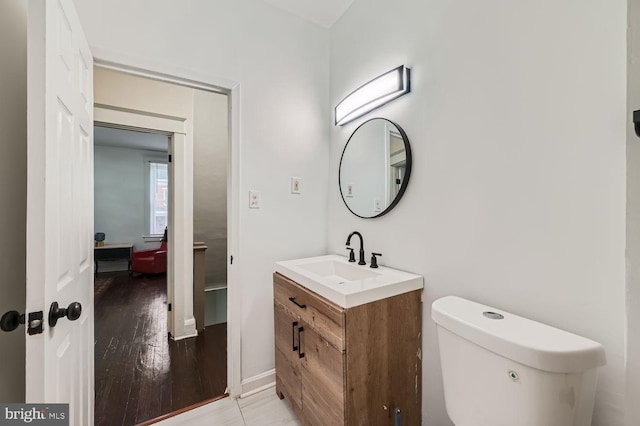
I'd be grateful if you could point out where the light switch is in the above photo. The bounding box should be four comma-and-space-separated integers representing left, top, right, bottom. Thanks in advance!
291, 177, 301, 194
345, 183, 354, 197
249, 190, 261, 208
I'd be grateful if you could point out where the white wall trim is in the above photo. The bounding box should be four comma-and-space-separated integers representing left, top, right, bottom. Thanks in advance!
95, 104, 186, 134
169, 132, 196, 339
227, 84, 242, 398
172, 329, 198, 342
92, 49, 243, 398
240, 369, 276, 399
92, 47, 236, 95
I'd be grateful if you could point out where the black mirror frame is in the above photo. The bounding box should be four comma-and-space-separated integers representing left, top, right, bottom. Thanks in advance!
338, 118, 412, 219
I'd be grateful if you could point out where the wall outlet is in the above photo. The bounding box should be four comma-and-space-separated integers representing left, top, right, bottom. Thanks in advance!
249, 190, 261, 208
374, 198, 382, 212
291, 177, 301, 194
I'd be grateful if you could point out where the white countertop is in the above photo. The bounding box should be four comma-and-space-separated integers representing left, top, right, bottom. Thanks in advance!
275, 254, 423, 308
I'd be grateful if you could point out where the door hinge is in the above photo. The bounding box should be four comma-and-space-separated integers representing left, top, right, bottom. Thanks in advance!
168, 303, 172, 312
230, 255, 234, 265
168, 154, 172, 163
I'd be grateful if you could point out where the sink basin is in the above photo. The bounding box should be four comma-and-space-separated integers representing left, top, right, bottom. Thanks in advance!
296, 259, 381, 283
275, 254, 423, 308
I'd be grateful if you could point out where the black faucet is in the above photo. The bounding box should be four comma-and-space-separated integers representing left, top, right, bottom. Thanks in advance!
370, 252, 382, 268
346, 231, 366, 265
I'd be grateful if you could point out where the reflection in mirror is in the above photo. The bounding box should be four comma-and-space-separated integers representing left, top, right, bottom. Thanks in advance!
339, 118, 412, 218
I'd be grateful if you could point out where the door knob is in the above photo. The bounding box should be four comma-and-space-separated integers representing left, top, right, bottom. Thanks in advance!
48, 302, 82, 327
1, 311, 25, 332
0, 310, 43, 334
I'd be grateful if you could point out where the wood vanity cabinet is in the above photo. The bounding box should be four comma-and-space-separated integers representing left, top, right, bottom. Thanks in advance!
273, 272, 422, 425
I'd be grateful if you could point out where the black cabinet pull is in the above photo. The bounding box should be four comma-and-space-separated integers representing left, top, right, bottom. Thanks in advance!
292, 321, 298, 351
288, 297, 306, 309
297, 326, 305, 358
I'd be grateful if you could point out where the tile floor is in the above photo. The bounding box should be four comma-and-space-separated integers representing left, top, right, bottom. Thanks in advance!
154, 386, 301, 426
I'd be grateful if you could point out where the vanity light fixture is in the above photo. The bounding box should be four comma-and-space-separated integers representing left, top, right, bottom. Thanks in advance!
335, 65, 411, 126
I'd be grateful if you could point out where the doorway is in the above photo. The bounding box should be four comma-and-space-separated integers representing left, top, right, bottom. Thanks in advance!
92, 69, 231, 424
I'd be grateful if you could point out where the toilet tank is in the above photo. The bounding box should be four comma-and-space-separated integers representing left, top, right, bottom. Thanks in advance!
432, 296, 606, 426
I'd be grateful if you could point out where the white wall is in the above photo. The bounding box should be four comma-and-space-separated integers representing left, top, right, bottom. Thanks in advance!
94, 144, 168, 260
329, 1, 626, 425
627, 1, 640, 425
205, 289, 227, 326
0, 0, 26, 403
74, 0, 330, 380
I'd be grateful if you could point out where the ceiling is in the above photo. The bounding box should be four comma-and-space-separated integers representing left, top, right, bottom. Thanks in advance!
94, 126, 169, 152
261, 0, 355, 28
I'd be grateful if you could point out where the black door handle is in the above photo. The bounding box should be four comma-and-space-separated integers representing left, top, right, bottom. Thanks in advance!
1, 310, 44, 335
48, 302, 82, 327
292, 321, 298, 351
1, 311, 25, 332
297, 326, 305, 358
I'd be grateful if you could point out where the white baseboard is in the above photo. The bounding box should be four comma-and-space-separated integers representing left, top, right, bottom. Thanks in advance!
174, 317, 197, 340
240, 369, 276, 398
184, 317, 196, 330
171, 323, 198, 341
171, 331, 198, 341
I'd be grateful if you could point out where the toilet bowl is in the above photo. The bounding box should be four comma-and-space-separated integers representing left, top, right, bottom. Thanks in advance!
432, 296, 606, 426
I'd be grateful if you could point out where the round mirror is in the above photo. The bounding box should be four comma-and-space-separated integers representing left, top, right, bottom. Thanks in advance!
339, 118, 412, 218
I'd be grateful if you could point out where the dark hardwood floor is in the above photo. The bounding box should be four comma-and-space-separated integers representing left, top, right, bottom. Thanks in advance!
94, 271, 226, 426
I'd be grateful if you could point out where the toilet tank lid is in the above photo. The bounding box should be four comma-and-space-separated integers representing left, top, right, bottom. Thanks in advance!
432, 296, 606, 374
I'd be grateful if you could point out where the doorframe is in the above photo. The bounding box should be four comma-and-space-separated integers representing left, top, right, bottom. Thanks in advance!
92, 48, 242, 398
94, 107, 190, 340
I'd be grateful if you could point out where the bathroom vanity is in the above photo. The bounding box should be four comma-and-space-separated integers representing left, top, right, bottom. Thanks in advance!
273, 255, 423, 425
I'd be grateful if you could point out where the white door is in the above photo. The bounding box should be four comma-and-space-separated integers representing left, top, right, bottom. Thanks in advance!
26, 0, 94, 425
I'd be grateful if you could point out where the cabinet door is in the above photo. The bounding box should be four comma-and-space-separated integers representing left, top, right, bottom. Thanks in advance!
301, 325, 345, 425
274, 302, 302, 407
274, 273, 345, 351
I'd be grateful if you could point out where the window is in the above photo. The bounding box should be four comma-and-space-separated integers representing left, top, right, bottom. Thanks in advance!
147, 160, 168, 235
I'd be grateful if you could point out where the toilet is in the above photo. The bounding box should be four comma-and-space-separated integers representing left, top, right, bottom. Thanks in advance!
432, 296, 606, 426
